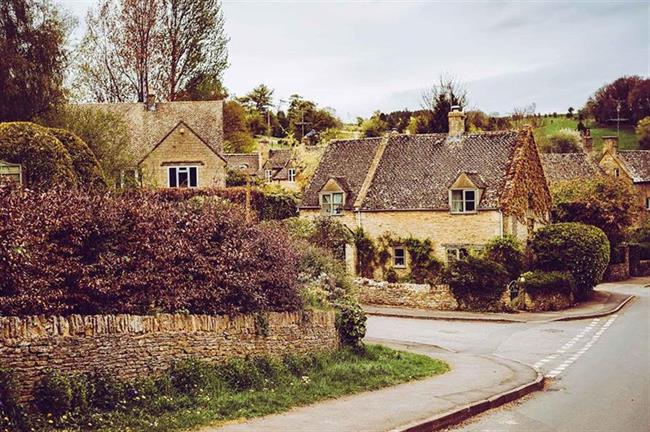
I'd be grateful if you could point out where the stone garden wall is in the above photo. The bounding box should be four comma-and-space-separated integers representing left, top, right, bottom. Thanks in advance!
0, 311, 337, 402
522, 292, 574, 312
357, 278, 458, 310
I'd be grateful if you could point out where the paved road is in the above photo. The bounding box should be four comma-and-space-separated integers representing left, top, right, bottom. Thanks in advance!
365, 278, 650, 432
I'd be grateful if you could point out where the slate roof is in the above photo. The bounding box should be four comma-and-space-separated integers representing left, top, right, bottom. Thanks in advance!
539, 153, 603, 185
301, 132, 525, 210
223, 153, 260, 176
617, 151, 650, 183
79, 100, 223, 162
263, 149, 294, 180
301, 138, 383, 209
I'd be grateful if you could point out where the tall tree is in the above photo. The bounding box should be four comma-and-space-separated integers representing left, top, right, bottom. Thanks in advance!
75, 0, 229, 103
0, 0, 71, 121
240, 84, 274, 112
421, 75, 468, 133
585, 76, 650, 125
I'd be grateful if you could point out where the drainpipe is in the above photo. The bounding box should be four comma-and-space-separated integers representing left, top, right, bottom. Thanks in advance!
499, 210, 504, 237
356, 208, 362, 230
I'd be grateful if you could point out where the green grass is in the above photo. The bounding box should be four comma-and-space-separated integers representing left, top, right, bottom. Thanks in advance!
534, 117, 638, 151
23, 345, 448, 432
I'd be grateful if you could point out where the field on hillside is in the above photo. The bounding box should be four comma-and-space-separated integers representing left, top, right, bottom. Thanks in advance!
534, 117, 638, 151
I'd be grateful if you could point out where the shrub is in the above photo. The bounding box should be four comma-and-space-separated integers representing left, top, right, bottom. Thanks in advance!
636, 116, 650, 150
47, 128, 106, 189
226, 168, 250, 187
539, 128, 582, 153
443, 256, 510, 311
33, 370, 73, 416
259, 187, 299, 220
484, 235, 524, 280
335, 301, 367, 349
87, 371, 125, 411
286, 216, 352, 262
0, 186, 302, 316
297, 243, 354, 305
0, 122, 77, 188
629, 222, 650, 243
519, 270, 576, 297
529, 223, 610, 300
403, 238, 444, 284
0, 368, 29, 431
385, 268, 398, 283
219, 358, 264, 391
354, 228, 377, 278
169, 358, 215, 397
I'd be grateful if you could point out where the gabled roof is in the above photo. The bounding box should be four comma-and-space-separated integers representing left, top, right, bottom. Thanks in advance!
301, 131, 540, 211
263, 149, 295, 180
616, 151, 650, 183
301, 138, 383, 209
539, 152, 603, 185
79, 100, 223, 161
224, 153, 260, 176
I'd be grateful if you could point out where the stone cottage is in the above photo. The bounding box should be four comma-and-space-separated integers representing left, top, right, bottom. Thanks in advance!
598, 136, 650, 221
84, 94, 226, 188
224, 141, 300, 190
299, 107, 552, 275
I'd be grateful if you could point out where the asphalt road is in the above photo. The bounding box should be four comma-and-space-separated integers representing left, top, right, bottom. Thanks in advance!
365, 278, 650, 432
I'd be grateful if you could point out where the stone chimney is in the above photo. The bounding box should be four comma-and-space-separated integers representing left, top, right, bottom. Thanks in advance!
146, 92, 157, 111
448, 105, 465, 136
602, 136, 618, 156
258, 139, 271, 170
582, 129, 593, 153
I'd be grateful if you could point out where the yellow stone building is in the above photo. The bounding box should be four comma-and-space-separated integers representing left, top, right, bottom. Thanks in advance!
299, 108, 552, 277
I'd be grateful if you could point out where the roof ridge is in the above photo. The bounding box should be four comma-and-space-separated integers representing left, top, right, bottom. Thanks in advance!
354, 135, 390, 209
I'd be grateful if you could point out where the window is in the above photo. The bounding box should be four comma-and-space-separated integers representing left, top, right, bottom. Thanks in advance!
288, 168, 296, 182
646, 197, 650, 210
450, 189, 477, 213
446, 247, 469, 262
614, 168, 620, 177
321, 192, 344, 215
265, 169, 273, 182
393, 247, 406, 268
168, 166, 198, 188
238, 163, 249, 170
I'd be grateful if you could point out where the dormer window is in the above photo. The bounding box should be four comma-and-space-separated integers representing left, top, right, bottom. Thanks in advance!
265, 169, 273, 182
321, 192, 344, 216
450, 189, 477, 213
288, 168, 296, 182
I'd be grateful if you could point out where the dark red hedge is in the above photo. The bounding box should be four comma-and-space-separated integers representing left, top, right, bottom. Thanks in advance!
0, 183, 302, 316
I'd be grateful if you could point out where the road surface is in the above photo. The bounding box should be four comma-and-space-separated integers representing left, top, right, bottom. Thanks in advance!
365, 278, 650, 432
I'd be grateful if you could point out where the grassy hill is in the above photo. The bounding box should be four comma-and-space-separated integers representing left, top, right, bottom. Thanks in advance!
534, 117, 638, 151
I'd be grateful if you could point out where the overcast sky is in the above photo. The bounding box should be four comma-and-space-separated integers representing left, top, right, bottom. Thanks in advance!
59, 0, 649, 121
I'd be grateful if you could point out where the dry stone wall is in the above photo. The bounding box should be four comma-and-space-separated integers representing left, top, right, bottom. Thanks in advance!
0, 311, 337, 402
357, 278, 458, 310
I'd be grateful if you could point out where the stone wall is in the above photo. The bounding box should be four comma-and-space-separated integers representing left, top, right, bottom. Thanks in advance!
357, 278, 458, 310
0, 311, 337, 402
522, 291, 573, 312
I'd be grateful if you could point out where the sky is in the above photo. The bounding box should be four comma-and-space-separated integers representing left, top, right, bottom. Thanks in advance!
59, 0, 649, 121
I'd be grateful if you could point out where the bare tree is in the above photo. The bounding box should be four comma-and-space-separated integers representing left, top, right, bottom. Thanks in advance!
419, 74, 468, 133
510, 103, 543, 129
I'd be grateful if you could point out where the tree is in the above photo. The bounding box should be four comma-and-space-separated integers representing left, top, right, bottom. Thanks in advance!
551, 176, 639, 245
585, 76, 650, 125
175, 72, 228, 101
421, 75, 468, 133
635, 116, 650, 150
240, 84, 274, 113
287, 94, 340, 141
567, 107, 574, 118
222, 100, 255, 153
361, 112, 389, 137
75, 0, 229, 103
539, 128, 582, 153
0, 0, 71, 121
510, 103, 543, 129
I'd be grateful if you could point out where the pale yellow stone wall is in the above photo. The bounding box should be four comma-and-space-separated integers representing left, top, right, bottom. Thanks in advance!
599, 153, 650, 223
139, 125, 226, 188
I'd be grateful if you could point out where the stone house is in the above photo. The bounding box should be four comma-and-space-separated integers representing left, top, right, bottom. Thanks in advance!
224, 141, 300, 191
0, 160, 22, 185
598, 136, 650, 221
299, 108, 552, 276
84, 94, 226, 188
539, 152, 603, 187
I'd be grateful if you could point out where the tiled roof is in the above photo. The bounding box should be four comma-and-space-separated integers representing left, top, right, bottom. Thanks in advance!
617, 150, 650, 182
539, 152, 603, 185
263, 149, 294, 180
301, 132, 526, 210
301, 138, 383, 208
224, 153, 260, 176
79, 100, 223, 162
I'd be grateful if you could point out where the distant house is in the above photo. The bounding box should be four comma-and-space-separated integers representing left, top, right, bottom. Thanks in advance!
598, 136, 650, 220
539, 152, 603, 187
84, 94, 226, 188
299, 107, 552, 276
0, 160, 22, 185
224, 141, 299, 190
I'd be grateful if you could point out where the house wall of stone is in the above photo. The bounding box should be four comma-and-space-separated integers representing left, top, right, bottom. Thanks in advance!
0, 311, 337, 402
139, 126, 226, 188
599, 154, 649, 223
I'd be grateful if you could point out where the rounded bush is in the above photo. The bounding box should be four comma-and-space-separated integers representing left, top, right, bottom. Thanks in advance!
34, 371, 72, 416
335, 301, 367, 349
0, 122, 77, 188
529, 223, 610, 300
444, 256, 510, 311
47, 128, 106, 189
484, 235, 524, 280
519, 270, 575, 297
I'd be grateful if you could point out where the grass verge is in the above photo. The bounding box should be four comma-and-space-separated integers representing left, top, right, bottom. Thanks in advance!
534, 117, 638, 151
6, 345, 448, 432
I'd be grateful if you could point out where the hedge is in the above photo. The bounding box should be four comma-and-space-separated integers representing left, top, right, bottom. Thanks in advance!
529, 223, 609, 300
0, 184, 302, 316
47, 128, 106, 189
519, 270, 576, 297
483, 234, 524, 280
0, 122, 77, 188
443, 255, 510, 311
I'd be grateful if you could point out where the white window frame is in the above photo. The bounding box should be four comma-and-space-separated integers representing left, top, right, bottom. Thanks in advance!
168, 165, 199, 188
288, 168, 296, 182
265, 169, 274, 182
449, 189, 478, 214
446, 247, 469, 263
320, 191, 345, 216
393, 247, 406, 268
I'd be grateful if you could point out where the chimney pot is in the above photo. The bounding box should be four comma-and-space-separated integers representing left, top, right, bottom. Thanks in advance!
146, 92, 156, 111
448, 107, 465, 136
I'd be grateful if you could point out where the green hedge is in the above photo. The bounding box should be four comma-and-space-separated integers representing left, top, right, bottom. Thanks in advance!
483, 234, 524, 280
519, 270, 576, 297
48, 128, 106, 189
443, 255, 510, 311
0, 122, 77, 187
529, 223, 609, 300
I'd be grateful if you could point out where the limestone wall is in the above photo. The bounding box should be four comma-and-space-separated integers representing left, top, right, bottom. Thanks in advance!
357, 279, 458, 310
0, 311, 337, 402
